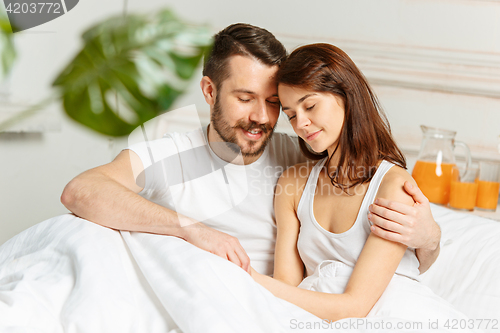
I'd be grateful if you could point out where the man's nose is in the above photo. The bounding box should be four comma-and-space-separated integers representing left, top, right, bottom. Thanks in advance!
249, 100, 270, 124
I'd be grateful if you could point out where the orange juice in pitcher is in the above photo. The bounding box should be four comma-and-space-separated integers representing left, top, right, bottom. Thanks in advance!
412, 161, 455, 205
412, 126, 471, 205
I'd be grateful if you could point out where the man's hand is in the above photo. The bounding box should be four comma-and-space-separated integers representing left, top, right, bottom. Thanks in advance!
368, 181, 440, 250
183, 222, 251, 274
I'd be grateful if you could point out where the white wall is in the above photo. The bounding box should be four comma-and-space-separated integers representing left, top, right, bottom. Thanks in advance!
0, 0, 126, 244
1, 0, 500, 244
136, 0, 500, 160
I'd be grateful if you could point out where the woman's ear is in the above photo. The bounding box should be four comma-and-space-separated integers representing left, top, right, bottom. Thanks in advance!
200, 76, 216, 106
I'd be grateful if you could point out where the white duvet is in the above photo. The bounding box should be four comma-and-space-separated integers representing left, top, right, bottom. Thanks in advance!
0, 205, 499, 333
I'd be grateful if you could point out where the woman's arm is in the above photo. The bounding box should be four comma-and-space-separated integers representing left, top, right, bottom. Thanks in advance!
254, 230, 406, 320
254, 166, 414, 321
368, 181, 441, 274
272, 165, 308, 285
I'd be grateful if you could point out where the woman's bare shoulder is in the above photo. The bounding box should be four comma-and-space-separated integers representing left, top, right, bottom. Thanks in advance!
280, 161, 318, 181
276, 160, 320, 203
383, 164, 414, 182
376, 164, 416, 205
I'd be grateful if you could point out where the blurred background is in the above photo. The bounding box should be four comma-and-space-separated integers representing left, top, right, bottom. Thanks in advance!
1, 0, 500, 244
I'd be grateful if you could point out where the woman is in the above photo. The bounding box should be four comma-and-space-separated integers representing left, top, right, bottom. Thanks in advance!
251, 43, 468, 324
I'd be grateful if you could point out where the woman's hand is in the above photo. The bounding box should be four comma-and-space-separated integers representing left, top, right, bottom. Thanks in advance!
250, 267, 258, 278
250, 267, 267, 284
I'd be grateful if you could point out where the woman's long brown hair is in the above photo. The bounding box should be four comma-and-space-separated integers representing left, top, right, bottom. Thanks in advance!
277, 43, 406, 192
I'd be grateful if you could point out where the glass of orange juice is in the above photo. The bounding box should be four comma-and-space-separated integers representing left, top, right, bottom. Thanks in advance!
449, 166, 479, 211
476, 161, 500, 211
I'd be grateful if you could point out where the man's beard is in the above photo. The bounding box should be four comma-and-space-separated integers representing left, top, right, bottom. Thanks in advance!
211, 95, 275, 158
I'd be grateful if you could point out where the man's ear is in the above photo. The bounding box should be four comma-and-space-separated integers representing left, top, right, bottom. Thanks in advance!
200, 76, 216, 106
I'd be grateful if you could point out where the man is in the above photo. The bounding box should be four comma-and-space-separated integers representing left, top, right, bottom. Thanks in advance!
61, 23, 440, 276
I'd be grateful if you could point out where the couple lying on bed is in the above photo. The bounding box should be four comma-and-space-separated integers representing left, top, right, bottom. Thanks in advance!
61, 23, 467, 323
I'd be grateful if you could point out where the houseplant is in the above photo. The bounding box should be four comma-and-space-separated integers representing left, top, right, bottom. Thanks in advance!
0, 8, 212, 136
0, 6, 15, 86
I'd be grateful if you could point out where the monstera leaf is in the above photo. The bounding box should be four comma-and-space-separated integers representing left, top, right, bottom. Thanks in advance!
0, 7, 16, 79
53, 9, 212, 137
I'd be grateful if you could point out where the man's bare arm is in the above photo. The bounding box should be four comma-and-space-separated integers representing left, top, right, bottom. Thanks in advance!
61, 149, 251, 273
62, 150, 182, 235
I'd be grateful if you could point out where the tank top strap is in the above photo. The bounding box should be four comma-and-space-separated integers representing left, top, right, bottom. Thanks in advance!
297, 158, 328, 219
359, 160, 395, 213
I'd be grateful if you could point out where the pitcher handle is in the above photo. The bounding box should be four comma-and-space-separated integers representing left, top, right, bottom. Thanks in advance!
454, 141, 472, 170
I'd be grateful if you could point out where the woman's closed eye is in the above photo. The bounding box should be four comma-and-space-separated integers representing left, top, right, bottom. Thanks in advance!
287, 114, 296, 121
306, 104, 316, 111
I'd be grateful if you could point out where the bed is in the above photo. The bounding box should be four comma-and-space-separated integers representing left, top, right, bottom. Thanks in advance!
0, 204, 499, 333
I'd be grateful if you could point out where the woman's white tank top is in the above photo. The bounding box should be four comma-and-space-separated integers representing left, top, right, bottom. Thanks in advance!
296, 158, 420, 280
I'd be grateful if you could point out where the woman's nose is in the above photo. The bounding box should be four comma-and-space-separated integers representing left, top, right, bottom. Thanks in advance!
295, 112, 311, 129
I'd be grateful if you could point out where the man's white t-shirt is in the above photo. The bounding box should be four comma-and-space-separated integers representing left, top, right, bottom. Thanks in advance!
126, 126, 306, 275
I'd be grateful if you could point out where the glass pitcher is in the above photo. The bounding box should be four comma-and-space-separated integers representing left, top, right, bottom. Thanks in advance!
412, 125, 471, 205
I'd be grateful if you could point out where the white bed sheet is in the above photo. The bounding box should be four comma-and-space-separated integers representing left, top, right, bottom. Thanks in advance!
421, 205, 500, 327
0, 204, 498, 332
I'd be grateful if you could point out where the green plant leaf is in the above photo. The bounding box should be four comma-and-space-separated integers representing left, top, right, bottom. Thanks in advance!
169, 52, 204, 80
53, 9, 212, 137
0, 7, 16, 80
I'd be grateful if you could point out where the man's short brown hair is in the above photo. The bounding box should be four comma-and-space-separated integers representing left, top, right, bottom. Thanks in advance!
202, 23, 287, 91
